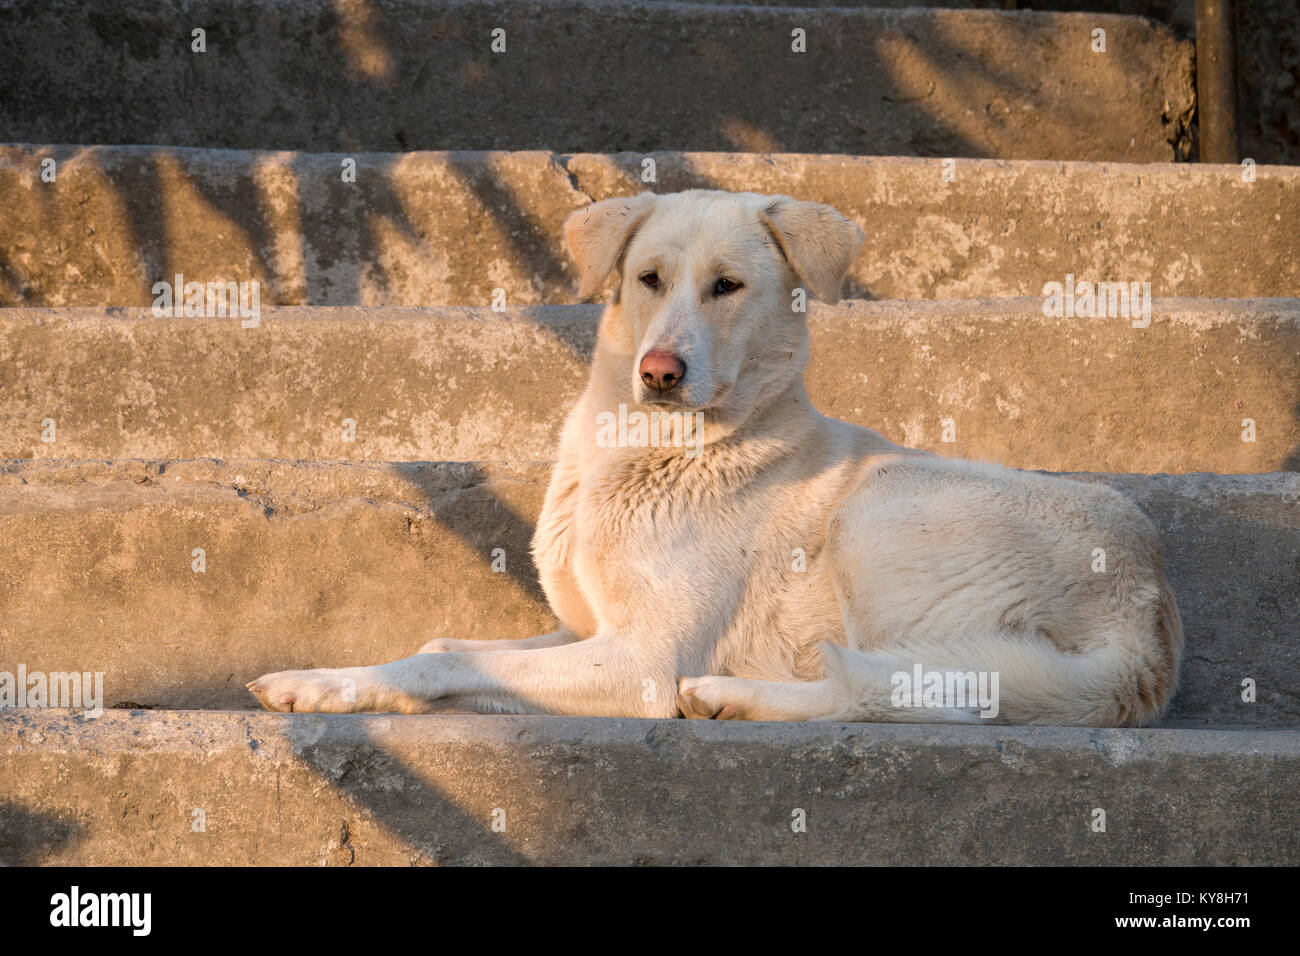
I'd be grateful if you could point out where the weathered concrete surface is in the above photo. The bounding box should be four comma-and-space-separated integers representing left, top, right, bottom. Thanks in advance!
1, 711, 1296, 865
0, 459, 1295, 726
567, 155, 1300, 301
5, 147, 1298, 308
0, 306, 596, 465
0, 459, 554, 712
2, 300, 1297, 473
647, 0, 1296, 165
0, 147, 590, 309
0, 2, 1192, 160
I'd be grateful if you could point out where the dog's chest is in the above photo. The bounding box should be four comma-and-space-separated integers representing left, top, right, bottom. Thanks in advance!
566, 452, 797, 621
576, 455, 737, 551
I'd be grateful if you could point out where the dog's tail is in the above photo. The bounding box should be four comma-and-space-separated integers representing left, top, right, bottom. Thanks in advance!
819, 589, 1182, 727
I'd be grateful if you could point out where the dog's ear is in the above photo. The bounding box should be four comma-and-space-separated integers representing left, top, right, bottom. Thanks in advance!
564, 193, 657, 300
759, 197, 865, 304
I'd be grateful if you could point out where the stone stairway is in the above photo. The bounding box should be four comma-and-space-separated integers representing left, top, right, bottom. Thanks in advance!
0, 1, 1193, 159
6, 712, 1295, 866
5, 148, 1296, 306
0, 0, 1297, 866
2, 457, 1297, 727
3, 300, 1297, 470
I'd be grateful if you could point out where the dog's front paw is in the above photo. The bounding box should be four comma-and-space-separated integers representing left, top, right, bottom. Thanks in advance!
677, 676, 744, 720
246, 669, 361, 713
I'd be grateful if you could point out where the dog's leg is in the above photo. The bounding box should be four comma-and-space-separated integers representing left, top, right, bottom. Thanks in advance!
417, 628, 580, 654
677, 643, 985, 723
416, 629, 579, 658
677, 676, 854, 721
247, 631, 680, 718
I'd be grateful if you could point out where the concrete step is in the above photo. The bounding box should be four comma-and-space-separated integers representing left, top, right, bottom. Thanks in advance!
1, 710, 1296, 865
2, 300, 1296, 473
0, 3, 1192, 160
0, 458, 1295, 727
4, 147, 1296, 308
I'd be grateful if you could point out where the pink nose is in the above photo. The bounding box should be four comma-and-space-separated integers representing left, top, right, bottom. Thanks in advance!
639, 350, 686, 393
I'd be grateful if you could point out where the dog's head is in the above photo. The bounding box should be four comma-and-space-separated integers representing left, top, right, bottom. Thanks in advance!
565, 190, 863, 428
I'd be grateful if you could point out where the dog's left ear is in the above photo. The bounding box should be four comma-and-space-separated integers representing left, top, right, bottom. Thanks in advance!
759, 197, 865, 304
564, 193, 657, 300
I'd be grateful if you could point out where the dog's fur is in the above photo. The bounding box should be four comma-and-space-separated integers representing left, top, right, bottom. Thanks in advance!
248, 190, 1182, 725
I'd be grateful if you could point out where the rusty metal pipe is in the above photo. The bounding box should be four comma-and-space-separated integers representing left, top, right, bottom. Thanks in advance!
1195, 0, 1239, 162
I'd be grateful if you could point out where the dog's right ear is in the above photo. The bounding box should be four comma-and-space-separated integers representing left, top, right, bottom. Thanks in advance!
759, 196, 865, 304
564, 194, 657, 300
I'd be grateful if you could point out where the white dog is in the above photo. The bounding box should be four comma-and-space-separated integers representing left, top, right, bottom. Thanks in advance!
249, 190, 1182, 725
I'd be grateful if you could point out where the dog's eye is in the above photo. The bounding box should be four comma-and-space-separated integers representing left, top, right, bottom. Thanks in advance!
714, 277, 742, 296
640, 271, 659, 290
